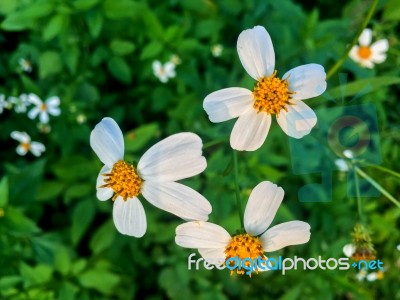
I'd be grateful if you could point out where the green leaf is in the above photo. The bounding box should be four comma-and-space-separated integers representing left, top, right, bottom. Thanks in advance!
58, 282, 78, 300
326, 77, 400, 99
20, 75, 41, 95
0, 0, 18, 14
42, 14, 66, 41
125, 123, 160, 152
110, 39, 135, 56
64, 183, 92, 204
64, 46, 79, 74
0, 276, 22, 290
20, 263, 53, 285
54, 247, 71, 275
102, 0, 144, 19
141, 9, 164, 39
140, 41, 163, 60
35, 180, 65, 202
89, 220, 115, 254
86, 10, 103, 38
383, 0, 400, 21
78, 269, 120, 294
107, 56, 132, 83
0, 177, 9, 207
3, 207, 41, 235
71, 199, 96, 245
73, 0, 100, 11
39, 51, 62, 79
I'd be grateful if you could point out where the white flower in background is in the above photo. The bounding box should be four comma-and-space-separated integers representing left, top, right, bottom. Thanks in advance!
10, 131, 45, 157
203, 26, 327, 151
335, 159, 349, 172
18, 58, 32, 72
0, 94, 9, 113
170, 54, 181, 65
397, 244, 400, 251
343, 150, 354, 159
356, 268, 367, 281
28, 94, 61, 124
152, 61, 176, 83
349, 28, 389, 69
175, 181, 311, 275
211, 44, 223, 57
343, 243, 356, 257
8, 94, 30, 113
366, 270, 384, 281
90, 117, 211, 238
76, 113, 87, 124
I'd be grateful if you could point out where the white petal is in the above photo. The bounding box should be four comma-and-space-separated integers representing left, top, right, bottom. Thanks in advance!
334, 159, 349, 172
164, 62, 175, 76
198, 248, 226, 266
237, 25, 275, 80
152, 61, 162, 73
28, 107, 40, 120
39, 112, 49, 124
343, 150, 353, 159
349, 46, 361, 62
276, 100, 317, 139
360, 59, 374, 69
370, 52, 387, 64
283, 64, 327, 100
261, 221, 311, 252
48, 106, 61, 116
16, 145, 28, 156
359, 28, 372, 46
230, 109, 271, 151
371, 39, 389, 53
138, 132, 206, 181
141, 181, 211, 221
28, 93, 42, 106
244, 181, 284, 236
203, 88, 253, 122
90, 117, 124, 168
113, 197, 147, 237
29, 142, 45, 157
366, 273, 378, 282
11, 131, 30, 143
46, 96, 60, 107
343, 243, 356, 257
96, 165, 113, 201
175, 221, 231, 248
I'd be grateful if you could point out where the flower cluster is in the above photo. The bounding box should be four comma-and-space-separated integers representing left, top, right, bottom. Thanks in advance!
152, 54, 181, 83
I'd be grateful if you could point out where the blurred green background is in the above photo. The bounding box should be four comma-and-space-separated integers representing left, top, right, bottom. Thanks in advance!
0, 0, 399, 299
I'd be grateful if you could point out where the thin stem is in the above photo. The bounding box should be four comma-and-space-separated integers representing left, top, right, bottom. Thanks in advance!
352, 164, 365, 223
355, 166, 400, 209
326, 0, 378, 80
362, 163, 400, 180
233, 150, 244, 228
203, 137, 229, 149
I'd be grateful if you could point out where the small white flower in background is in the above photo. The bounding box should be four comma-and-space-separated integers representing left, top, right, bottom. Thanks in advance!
397, 244, 400, 251
203, 26, 327, 151
10, 131, 45, 157
0, 94, 9, 113
175, 181, 311, 275
37, 123, 51, 134
366, 270, 384, 281
343, 243, 356, 257
76, 114, 87, 124
335, 159, 349, 172
170, 54, 181, 65
343, 150, 354, 159
211, 44, 223, 57
28, 94, 61, 124
8, 94, 30, 113
90, 117, 211, 237
18, 58, 32, 72
152, 60, 176, 83
349, 28, 389, 69
356, 268, 367, 281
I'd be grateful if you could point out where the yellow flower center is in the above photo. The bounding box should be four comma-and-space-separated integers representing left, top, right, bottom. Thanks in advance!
225, 233, 265, 275
100, 160, 142, 201
252, 70, 294, 115
21, 143, 30, 151
358, 46, 372, 59
40, 104, 47, 111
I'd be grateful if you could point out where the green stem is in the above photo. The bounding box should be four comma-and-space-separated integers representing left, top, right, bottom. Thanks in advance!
326, 0, 378, 80
233, 150, 244, 228
355, 166, 400, 209
203, 137, 229, 149
352, 164, 365, 223
362, 163, 400, 180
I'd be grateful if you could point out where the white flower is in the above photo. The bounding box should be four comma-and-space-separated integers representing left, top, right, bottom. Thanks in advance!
76, 114, 87, 124
170, 54, 181, 65
356, 268, 367, 281
0, 94, 9, 113
343, 243, 356, 257
27, 94, 61, 124
175, 181, 311, 275
397, 244, 400, 251
203, 26, 327, 151
211, 44, 223, 57
343, 150, 354, 159
8, 94, 30, 113
90, 117, 211, 238
366, 270, 384, 281
152, 61, 176, 83
335, 159, 349, 172
349, 28, 389, 69
19, 58, 32, 72
10, 131, 45, 157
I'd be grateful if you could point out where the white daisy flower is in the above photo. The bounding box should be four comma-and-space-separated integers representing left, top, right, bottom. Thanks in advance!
152, 60, 176, 83
90, 117, 212, 238
366, 270, 384, 281
27, 94, 61, 124
10, 131, 45, 157
211, 44, 223, 57
175, 181, 311, 275
335, 159, 349, 172
8, 94, 30, 113
343, 243, 356, 257
19, 58, 32, 72
203, 26, 327, 151
349, 28, 389, 69
0, 94, 9, 113
356, 268, 367, 281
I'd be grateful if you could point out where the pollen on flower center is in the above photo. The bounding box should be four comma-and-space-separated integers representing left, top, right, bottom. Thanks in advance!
21, 143, 30, 151
100, 160, 142, 201
252, 70, 294, 115
225, 233, 265, 275
358, 46, 372, 59
40, 104, 47, 111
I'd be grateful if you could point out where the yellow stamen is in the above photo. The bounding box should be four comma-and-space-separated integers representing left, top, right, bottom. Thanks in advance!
100, 160, 142, 201
376, 271, 384, 280
40, 104, 47, 111
21, 143, 30, 151
252, 70, 294, 115
225, 233, 265, 276
358, 46, 372, 59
